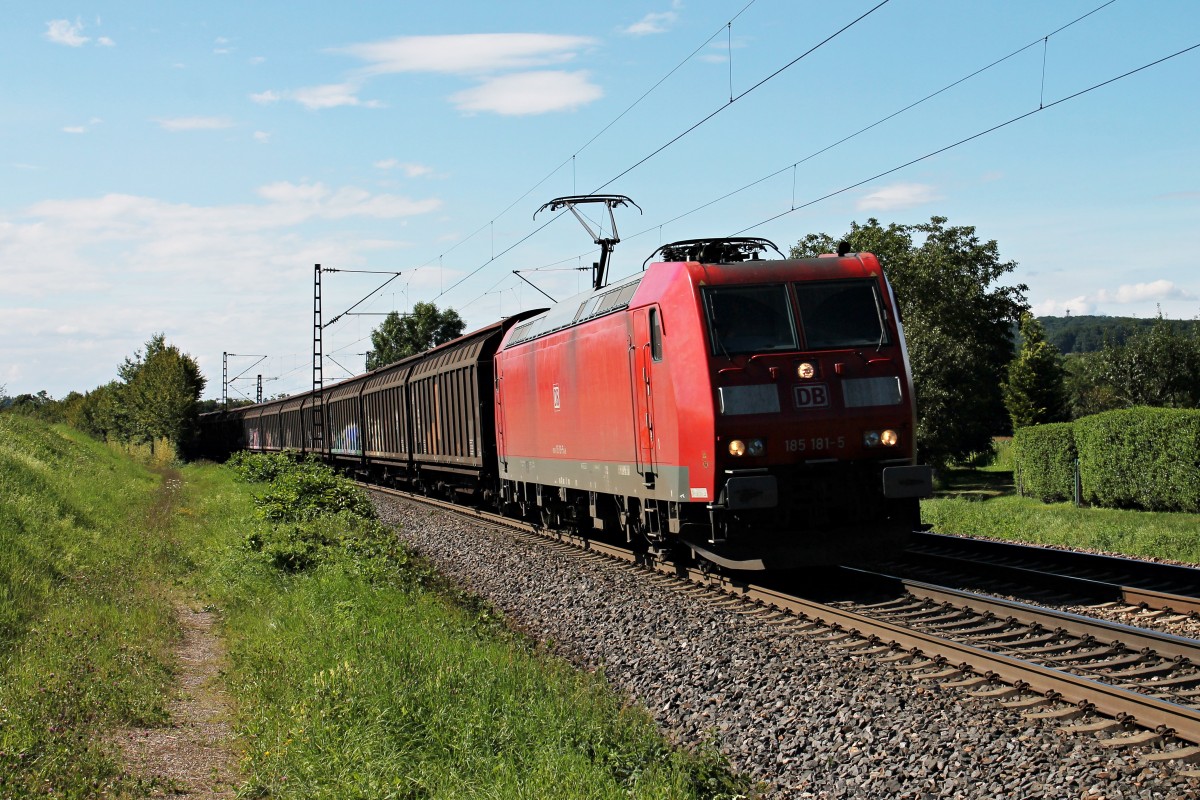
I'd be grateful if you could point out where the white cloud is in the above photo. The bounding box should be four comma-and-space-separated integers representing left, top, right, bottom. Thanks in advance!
249, 56, 266, 65
96, 36, 115, 47
1034, 281, 1196, 317
45, 18, 89, 47
1, 183, 441, 301
374, 160, 434, 178
253, 131, 271, 144
155, 116, 235, 132
450, 71, 602, 116
289, 83, 369, 110
251, 90, 281, 105
62, 117, 103, 134
623, 11, 678, 36
1097, 280, 1193, 304
337, 33, 595, 76
856, 182, 941, 211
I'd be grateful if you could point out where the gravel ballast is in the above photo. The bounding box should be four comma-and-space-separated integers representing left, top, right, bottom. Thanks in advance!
373, 494, 1200, 799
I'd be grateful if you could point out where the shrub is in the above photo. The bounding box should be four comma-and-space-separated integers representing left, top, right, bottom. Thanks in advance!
1013, 423, 1077, 502
228, 452, 375, 522
228, 451, 296, 483
1074, 407, 1200, 512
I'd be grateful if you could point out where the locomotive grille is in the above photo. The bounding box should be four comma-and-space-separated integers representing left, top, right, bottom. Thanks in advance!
842, 377, 902, 408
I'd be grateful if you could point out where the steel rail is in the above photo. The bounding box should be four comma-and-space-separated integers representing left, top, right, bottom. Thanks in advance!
907, 532, 1200, 615
361, 484, 1200, 744
852, 570, 1200, 662
698, 574, 1200, 745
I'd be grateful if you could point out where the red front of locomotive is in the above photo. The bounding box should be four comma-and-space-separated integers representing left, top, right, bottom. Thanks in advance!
684, 251, 932, 565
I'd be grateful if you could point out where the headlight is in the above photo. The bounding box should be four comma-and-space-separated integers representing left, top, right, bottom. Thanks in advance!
797, 362, 816, 379
863, 429, 899, 447
728, 438, 764, 457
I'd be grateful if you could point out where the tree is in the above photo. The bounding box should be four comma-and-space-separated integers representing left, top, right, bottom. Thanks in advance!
1098, 311, 1200, 409
130, 348, 206, 447
366, 302, 465, 370
74, 381, 129, 441
2, 390, 62, 421
1063, 352, 1122, 418
1003, 313, 1067, 429
792, 216, 1027, 467
118, 334, 207, 450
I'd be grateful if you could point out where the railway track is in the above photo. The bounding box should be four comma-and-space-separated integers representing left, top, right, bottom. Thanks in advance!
362, 484, 1200, 770
893, 531, 1200, 616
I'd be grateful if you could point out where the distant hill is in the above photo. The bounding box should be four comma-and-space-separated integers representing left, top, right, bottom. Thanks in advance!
1038, 315, 1199, 354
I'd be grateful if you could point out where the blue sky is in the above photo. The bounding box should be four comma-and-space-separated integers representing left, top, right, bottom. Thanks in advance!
3, 1, 1197, 401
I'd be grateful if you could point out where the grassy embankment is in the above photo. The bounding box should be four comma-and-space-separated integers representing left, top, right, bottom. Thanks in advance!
0, 414, 180, 796
922, 439, 1200, 564
1, 417, 748, 798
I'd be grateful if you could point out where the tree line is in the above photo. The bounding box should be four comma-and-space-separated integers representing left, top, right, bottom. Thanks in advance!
1039, 314, 1199, 355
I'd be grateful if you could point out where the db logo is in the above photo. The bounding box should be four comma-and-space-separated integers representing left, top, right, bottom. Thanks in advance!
793, 384, 830, 409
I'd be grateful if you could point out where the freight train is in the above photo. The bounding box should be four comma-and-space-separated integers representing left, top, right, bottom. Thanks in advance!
201, 234, 932, 570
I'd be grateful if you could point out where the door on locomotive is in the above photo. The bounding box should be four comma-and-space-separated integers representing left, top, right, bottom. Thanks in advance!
628, 305, 662, 488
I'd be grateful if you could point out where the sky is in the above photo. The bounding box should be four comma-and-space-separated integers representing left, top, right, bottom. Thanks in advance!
2, 0, 1198, 402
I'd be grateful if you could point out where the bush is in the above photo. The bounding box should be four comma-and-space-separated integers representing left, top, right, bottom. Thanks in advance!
228, 451, 296, 483
1013, 423, 1077, 502
229, 452, 375, 522
1074, 408, 1200, 512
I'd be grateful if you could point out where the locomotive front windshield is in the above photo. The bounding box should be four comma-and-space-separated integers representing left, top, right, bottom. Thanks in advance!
794, 280, 890, 349
705, 285, 798, 355
704, 279, 890, 355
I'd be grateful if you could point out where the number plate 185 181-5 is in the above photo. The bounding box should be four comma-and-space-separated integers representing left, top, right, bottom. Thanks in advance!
793, 383, 830, 408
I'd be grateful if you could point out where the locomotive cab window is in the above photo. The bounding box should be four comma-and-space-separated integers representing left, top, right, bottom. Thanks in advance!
649, 307, 663, 361
704, 285, 797, 355
794, 280, 890, 349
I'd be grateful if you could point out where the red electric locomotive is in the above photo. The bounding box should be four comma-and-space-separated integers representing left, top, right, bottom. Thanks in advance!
493, 236, 931, 569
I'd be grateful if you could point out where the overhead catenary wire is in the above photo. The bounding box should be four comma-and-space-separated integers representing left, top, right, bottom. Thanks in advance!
610, 0, 1121, 245
731, 40, 1200, 237
591, 0, 892, 194
465, 0, 1125, 291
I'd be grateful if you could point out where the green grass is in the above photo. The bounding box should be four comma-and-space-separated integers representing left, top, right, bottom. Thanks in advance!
179, 455, 749, 798
0, 414, 181, 797
924, 437, 1200, 564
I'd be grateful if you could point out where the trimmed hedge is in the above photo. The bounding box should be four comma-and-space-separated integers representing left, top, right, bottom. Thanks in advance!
1013, 422, 1077, 502
1013, 408, 1200, 512
1074, 408, 1200, 513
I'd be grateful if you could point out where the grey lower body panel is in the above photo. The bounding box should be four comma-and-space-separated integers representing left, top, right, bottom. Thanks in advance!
500, 455, 690, 503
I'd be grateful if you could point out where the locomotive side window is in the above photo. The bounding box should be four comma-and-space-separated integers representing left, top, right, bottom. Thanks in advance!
794, 280, 890, 349
704, 285, 797, 355
649, 307, 663, 361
